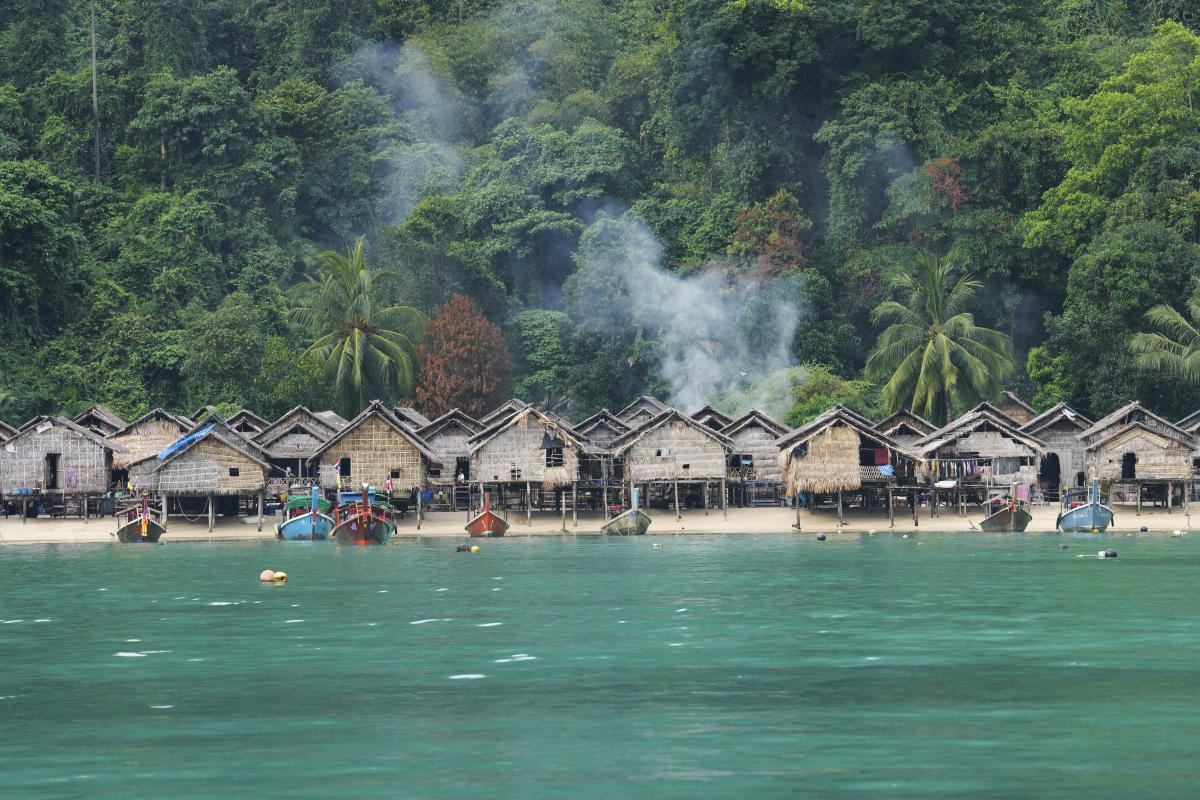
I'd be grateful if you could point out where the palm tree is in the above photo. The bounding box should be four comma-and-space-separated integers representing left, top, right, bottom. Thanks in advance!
1130, 294, 1200, 382
865, 252, 1015, 425
289, 238, 425, 417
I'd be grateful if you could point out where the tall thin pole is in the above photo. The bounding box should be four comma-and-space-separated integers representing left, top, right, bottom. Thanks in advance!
90, 0, 100, 183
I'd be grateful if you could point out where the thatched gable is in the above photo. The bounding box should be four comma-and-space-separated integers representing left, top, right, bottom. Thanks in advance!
916, 406, 1045, 484
615, 395, 668, 427
308, 401, 437, 492
256, 421, 336, 463
874, 410, 937, 440
184, 414, 270, 461
477, 399, 530, 428
315, 410, 348, 429
777, 405, 916, 494
469, 406, 589, 487
691, 404, 735, 431
998, 391, 1037, 425
722, 410, 790, 482
1018, 403, 1092, 489
393, 406, 433, 430
417, 409, 483, 484
108, 409, 192, 470
0, 416, 125, 493
227, 409, 269, 434
610, 409, 731, 482
1086, 422, 1194, 481
1020, 403, 1092, 436
147, 427, 271, 496
574, 409, 631, 451
189, 405, 217, 421
255, 406, 340, 444
1079, 401, 1190, 449
72, 404, 127, 436
1176, 407, 1200, 433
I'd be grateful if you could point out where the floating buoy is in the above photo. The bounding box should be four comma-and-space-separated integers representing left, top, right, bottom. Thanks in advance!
1172, 530, 1186, 537
652, 543, 662, 548
1140, 526, 1148, 532
259, 570, 275, 582
1098, 549, 1117, 559
1091, 528, 1099, 534
868, 529, 876, 535
273, 571, 288, 582
1058, 544, 1068, 550
470, 545, 480, 553
902, 534, 909, 539
816, 533, 826, 541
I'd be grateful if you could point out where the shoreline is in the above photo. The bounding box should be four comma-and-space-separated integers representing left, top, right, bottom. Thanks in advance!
0, 503, 1193, 545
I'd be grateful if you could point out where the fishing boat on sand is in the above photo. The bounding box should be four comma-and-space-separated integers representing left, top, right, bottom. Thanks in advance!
1057, 478, 1115, 533
115, 495, 165, 543
978, 484, 1032, 532
465, 492, 507, 537
330, 484, 395, 544
602, 489, 651, 535
276, 487, 334, 541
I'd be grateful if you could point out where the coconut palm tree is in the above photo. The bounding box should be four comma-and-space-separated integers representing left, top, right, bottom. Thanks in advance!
289, 238, 425, 417
865, 251, 1014, 425
1130, 294, 1200, 383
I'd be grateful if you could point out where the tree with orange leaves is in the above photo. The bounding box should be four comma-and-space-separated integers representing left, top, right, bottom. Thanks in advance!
413, 294, 512, 419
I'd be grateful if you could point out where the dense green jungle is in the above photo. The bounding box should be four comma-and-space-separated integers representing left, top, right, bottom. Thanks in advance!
3, 0, 1200, 428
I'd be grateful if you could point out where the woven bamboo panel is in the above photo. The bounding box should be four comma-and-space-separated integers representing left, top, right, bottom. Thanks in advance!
425, 425, 474, 485
0, 425, 110, 493
315, 416, 426, 491
624, 422, 726, 481
1089, 429, 1192, 481
157, 438, 266, 495
728, 425, 783, 481
473, 420, 580, 484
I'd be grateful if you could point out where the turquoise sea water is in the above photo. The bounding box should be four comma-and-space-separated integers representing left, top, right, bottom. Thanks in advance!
2, 532, 1198, 798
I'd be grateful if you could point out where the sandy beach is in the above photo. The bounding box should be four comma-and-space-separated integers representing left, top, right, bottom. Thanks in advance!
0, 501, 1194, 544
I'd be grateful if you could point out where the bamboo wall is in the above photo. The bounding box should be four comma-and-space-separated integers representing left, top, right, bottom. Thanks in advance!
157, 438, 267, 495
623, 422, 726, 481
315, 416, 427, 491
577, 422, 625, 450
1035, 420, 1087, 487
262, 429, 327, 461
728, 424, 783, 481
1087, 428, 1193, 481
472, 421, 580, 484
425, 425, 475, 485
0, 424, 112, 493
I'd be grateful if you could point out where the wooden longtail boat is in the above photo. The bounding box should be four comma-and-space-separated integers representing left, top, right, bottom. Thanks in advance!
465, 493, 507, 537
115, 496, 164, 543
331, 484, 395, 544
277, 487, 334, 541
1057, 478, 1115, 533
602, 488, 651, 535
978, 484, 1032, 532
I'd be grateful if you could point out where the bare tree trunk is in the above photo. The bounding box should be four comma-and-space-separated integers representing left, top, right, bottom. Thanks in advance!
91, 0, 100, 183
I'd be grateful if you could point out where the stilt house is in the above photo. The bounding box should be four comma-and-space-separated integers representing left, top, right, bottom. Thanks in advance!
72, 405, 127, 437
915, 404, 1044, 487
477, 399, 530, 429
609, 409, 731, 510
722, 410, 790, 504
227, 409, 270, 436
616, 396, 668, 428
417, 409, 482, 487
107, 409, 192, 483
308, 401, 438, 495
469, 406, 589, 490
1019, 403, 1092, 494
1079, 402, 1194, 499
0, 416, 125, 495
253, 406, 343, 485
135, 424, 271, 499
574, 409, 631, 451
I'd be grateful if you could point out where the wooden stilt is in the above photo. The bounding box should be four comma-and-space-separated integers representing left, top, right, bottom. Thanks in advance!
1137, 486, 1142, 516
888, 488, 894, 528
572, 482, 577, 527
208, 495, 214, 532
22, 497, 26, 525
417, 488, 422, 530
1168, 481, 1173, 513
84, 493, 89, 523
837, 488, 843, 526
560, 488, 566, 532
527, 481, 532, 527
257, 491, 264, 532
674, 478, 680, 521
161, 493, 168, 532
603, 484, 608, 521
703, 481, 709, 515
794, 492, 801, 530
721, 477, 727, 520
912, 489, 918, 527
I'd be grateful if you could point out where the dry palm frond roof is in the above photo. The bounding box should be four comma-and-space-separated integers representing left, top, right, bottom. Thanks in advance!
184, 414, 270, 459
315, 410, 348, 429
307, 400, 439, 464
72, 404, 127, 431
779, 422, 863, 494
691, 404, 735, 430
1019, 402, 1093, 436
914, 406, 1046, 456
8, 416, 127, 452
393, 406, 433, 429
1077, 400, 1190, 445
721, 409, 791, 439
228, 408, 270, 432
776, 405, 915, 458
417, 408, 483, 439
873, 409, 937, 437
467, 405, 592, 454
0, 418, 18, 441
615, 395, 668, 423
126, 425, 271, 475
477, 399, 531, 428
253, 406, 340, 444
609, 408, 733, 456
255, 421, 337, 450
1085, 419, 1194, 452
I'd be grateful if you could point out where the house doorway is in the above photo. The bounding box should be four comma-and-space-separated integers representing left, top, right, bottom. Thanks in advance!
1121, 452, 1137, 480
1039, 453, 1061, 491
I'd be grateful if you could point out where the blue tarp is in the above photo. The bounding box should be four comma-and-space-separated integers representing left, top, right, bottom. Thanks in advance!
878, 464, 895, 477
157, 425, 214, 461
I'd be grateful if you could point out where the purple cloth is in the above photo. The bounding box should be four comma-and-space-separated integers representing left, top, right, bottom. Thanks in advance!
1016, 483, 1031, 501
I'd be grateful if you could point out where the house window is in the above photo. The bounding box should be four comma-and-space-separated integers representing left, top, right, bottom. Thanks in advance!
546, 447, 564, 468
338, 457, 351, 477
229, 467, 239, 477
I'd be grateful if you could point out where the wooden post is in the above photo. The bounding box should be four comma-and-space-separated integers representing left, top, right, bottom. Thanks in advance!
257, 491, 264, 532
674, 478, 680, 521
560, 488, 566, 532
1168, 481, 1173, 513
837, 488, 843, 526
888, 487, 894, 528
912, 489, 918, 527
417, 488, 422, 530
84, 493, 89, 523
794, 490, 801, 530
1137, 485, 1142, 516
721, 476, 727, 520
572, 481, 577, 527
703, 481, 709, 515
602, 483, 608, 521
161, 493, 168, 532
527, 481, 532, 527
22, 496, 26, 525
208, 495, 214, 532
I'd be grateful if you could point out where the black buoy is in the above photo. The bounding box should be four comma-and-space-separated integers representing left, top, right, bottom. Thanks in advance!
816, 533, 827, 541
456, 543, 471, 552
1058, 544, 1068, 550
1140, 526, 1148, 532
1104, 549, 1118, 559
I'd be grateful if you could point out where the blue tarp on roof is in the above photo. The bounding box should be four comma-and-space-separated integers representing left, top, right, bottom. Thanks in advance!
157, 425, 214, 461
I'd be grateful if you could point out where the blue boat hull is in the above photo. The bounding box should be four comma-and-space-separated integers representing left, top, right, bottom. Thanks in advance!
1057, 504, 1114, 533
277, 512, 335, 541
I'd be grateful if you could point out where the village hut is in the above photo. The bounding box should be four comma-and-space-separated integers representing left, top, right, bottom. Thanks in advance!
776, 405, 920, 526
1079, 401, 1195, 510
1019, 403, 1093, 497
183, 413, 271, 460
0, 418, 17, 442
72, 404, 127, 437
0, 416, 125, 519
393, 405, 433, 430
477, 399, 530, 429
609, 409, 732, 519
615, 395, 668, 428
227, 409, 270, 435
416, 409, 483, 510
691, 404, 735, 432
571, 409, 631, 503
997, 391, 1037, 426
873, 410, 937, 451
914, 404, 1045, 493
468, 405, 591, 527
574, 409, 631, 451
721, 410, 791, 505
308, 401, 438, 507
253, 406, 343, 488
107, 409, 192, 483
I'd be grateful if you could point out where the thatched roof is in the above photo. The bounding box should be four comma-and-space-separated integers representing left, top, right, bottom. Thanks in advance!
1087, 419, 1194, 452
477, 399, 530, 428
1019, 402, 1092, 436
722, 409, 790, 439
691, 404, 735, 431
393, 405, 433, 429
189, 404, 218, 421
254, 406, 340, 445
255, 421, 336, 453
184, 413, 270, 460
0, 419, 16, 441
776, 405, 915, 494
573, 409, 630, 450
108, 409, 193, 470
1176, 407, 1200, 433
610, 408, 733, 455
998, 391, 1037, 424
227, 409, 269, 433
615, 395, 668, 424
72, 404, 127, 435
914, 406, 1046, 457
469, 404, 592, 453
417, 408, 482, 440
6, 416, 127, 452
873, 409, 937, 438
154, 425, 271, 471
308, 400, 438, 464
1079, 400, 1191, 447
315, 410, 348, 429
